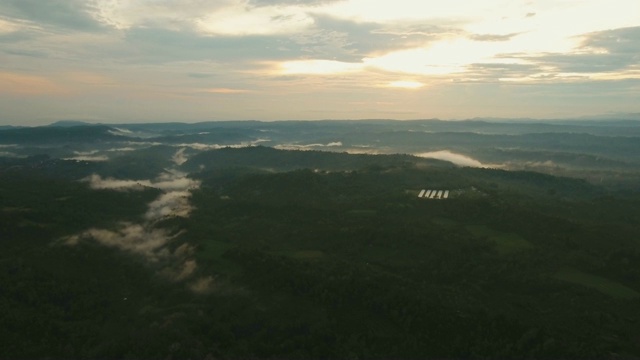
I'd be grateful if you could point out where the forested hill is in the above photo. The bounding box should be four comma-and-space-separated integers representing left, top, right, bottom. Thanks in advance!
2, 120, 640, 358
0, 125, 130, 144
181, 146, 453, 172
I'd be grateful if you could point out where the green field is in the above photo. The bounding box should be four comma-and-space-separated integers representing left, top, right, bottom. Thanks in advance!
4, 145, 640, 358
198, 240, 241, 275
554, 268, 640, 300
466, 224, 532, 254
198, 240, 232, 260
347, 209, 377, 217
431, 216, 458, 227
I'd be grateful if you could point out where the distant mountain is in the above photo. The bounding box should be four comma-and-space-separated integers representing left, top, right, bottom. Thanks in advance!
577, 112, 640, 121
112, 121, 264, 133
48, 120, 94, 127
182, 146, 452, 173
0, 125, 131, 144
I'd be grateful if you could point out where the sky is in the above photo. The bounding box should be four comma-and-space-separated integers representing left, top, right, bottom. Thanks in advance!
0, 0, 639, 125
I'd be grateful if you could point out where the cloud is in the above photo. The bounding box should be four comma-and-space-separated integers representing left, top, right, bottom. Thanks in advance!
171, 140, 270, 151
64, 222, 200, 286
292, 14, 449, 62
155, 177, 200, 191
462, 62, 543, 82
202, 88, 251, 94
84, 172, 200, 192
0, 0, 104, 31
469, 32, 521, 42
189, 276, 215, 294
174, 259, 198, 280
187, 72, 216, 78
582, 26, 640, 55
172, 148, 188, 165
84, 174, 151, 190
527, 53, 633, 74
2, 3, 454, 67
173, 243, 195, 258
173, 143, 226, 151
0, 31, 36, 44
275, 141, 342, 150
74, 150, 99, 155
106, 147, 137, 152
92, 0, 236, 31
387, 80, 424, 89
64, 155, 109, 162
0, 17, 19, 33
414, 150, 486, 167
196, 3, 314, 36
63, 169, 203, 286
83, 171, 200, 222
497, 26, 640, 78
123, 27, 304, 63
1, 0, 639, 123
0, 72, 67, 95
65, 223, 176, 260
0, 151, 22, 157
343, 148, 383, 155
65, 221, 202, 286
145, 191, 194, 221
107, 129, 131, 138
289, 14, 454, 62
280, 59, 362, 75
248, 0, 341, 6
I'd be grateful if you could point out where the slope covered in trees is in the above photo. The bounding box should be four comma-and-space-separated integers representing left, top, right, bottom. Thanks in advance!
2, 147, 640, 358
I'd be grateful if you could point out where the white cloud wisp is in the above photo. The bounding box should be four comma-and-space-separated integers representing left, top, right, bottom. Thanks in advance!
63, 169, 206, 289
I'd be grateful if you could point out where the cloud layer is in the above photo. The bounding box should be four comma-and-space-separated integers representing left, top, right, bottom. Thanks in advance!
1, 0, 639, 123
64, 169, 207, 290
84, 172, 199, 192
414, 150, 487, 168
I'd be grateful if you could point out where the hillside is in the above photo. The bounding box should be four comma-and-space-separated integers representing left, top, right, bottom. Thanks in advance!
2, 146, 640, 358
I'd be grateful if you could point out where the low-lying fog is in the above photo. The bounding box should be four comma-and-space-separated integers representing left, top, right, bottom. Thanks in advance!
62, 150, 213, 292
414, 150, 488, 168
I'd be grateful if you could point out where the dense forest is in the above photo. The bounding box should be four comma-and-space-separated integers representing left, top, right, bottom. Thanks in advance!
2, 121, 640, 358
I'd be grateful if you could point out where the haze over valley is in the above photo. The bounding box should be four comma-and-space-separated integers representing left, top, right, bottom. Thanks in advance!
2, 0, 640, 358
2, 118, 640, 358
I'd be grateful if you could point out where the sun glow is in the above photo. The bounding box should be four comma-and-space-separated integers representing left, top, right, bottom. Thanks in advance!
280, 60, 363, 75
387, 81, 424, 89
0, 18, 17, 33
363, 37, 517, 76
202, 88, 251, 94
196, 4, 313, 35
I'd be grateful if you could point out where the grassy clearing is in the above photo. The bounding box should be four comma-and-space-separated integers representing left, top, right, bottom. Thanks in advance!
199, 240, 232, 260
273, 250, 325, 260
197, 240, 241, 275
554, 268, 640, 300
431, 217, 458, 227
363, 245, 425, 267
406, 189, 422, 197
347, 209, 377, 217
1, 206, 32, 213
292, 250, 324, 260
466, 225, 532, 254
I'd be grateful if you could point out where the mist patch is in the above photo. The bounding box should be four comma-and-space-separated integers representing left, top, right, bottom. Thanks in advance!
275, 141, 343, 151
415, 150, 486, 167
83, 172, 199, 192
63, 169, 204, 289
172, 148, 188, 165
